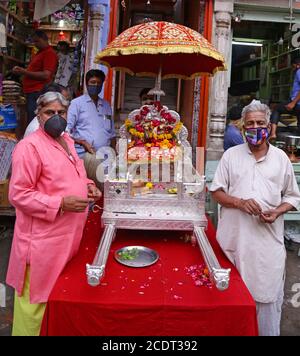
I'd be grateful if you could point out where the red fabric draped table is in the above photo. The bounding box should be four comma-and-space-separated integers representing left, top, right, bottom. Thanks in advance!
40, 210, 258, 336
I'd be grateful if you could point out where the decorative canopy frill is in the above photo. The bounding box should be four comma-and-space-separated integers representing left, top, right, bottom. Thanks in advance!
95, 21, 226, 80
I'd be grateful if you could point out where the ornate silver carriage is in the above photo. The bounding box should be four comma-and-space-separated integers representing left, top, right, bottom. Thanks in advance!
86, 103, 231, 291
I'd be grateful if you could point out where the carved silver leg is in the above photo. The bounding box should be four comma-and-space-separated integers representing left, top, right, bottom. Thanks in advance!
194, 226, 231, 291
86, 224, 116, 286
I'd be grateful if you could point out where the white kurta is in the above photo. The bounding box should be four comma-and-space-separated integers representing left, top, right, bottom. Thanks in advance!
210, 143, 300, 303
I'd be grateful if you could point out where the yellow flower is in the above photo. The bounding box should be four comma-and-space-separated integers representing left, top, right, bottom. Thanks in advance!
159, 139, 172, 149
146, 182, 153, 189
173, 122, 183, 135
125, 119, 132, 128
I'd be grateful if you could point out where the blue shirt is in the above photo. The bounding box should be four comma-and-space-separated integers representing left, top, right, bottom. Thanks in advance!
67, 94, 115, 157
290, 68, 300, 105
223, 124, 244, 151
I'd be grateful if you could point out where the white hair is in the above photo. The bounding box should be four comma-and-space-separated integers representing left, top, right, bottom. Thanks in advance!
35, 91, 69, 114
241, 99, 271, 125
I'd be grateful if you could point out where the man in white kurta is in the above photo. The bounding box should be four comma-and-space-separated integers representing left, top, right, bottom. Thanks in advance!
210, 100, 300, 336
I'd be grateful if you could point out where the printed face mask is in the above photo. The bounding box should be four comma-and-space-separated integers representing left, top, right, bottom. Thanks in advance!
245, 127, 269, 146
87, 85, 102, 97
44, 114, 67, 138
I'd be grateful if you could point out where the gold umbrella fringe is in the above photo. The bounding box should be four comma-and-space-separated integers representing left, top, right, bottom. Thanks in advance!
94, 45, 226, 67
94, 62, 227, 80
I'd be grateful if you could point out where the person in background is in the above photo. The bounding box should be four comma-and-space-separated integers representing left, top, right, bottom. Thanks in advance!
24, 83, 70, 137
67, 69, 115, 157
139, 88, 155, 106
67, 69, 115, 188
54, 41, 75, 90
210, 100, 300, 336
270, 57, 300, 139
6, 92, 101, 336
223, 105, 244, 151
12, 30, 58, 124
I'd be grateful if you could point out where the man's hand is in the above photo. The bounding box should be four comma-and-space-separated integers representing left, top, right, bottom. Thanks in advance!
12, 66, 26, 75
237, 198, 262, 216
87, 184, 102, 201
285, 102, 296, 111
80, 140, 95, 154
61, 196, 92, 212
259, 209, 280, 224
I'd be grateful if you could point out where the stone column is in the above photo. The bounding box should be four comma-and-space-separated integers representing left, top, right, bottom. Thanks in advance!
85, 3, 106, 73
206, 0, 233, 160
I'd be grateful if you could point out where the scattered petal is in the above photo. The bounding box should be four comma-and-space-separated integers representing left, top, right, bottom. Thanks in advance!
185, 263, 212, 288
173, 295, 183, 300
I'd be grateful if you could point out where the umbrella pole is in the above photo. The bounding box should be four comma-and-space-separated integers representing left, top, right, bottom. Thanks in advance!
148, 63, 165, 102
157, 65, 162, 101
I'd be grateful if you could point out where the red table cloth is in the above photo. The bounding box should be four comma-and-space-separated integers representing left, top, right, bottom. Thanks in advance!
40, 211, 258, 336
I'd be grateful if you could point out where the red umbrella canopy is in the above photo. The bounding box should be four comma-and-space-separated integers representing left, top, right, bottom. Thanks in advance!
95, 21, 226, 80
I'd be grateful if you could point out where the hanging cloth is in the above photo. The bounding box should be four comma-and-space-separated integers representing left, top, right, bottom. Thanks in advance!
0, 23, 6, 48
34, 0, 71, 21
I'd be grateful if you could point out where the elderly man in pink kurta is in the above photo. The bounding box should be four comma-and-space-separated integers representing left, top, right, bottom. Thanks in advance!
6, 91, 101, 336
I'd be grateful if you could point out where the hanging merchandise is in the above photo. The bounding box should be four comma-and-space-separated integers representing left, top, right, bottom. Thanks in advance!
0, 23, 6, 54
0, 74, 3, 102
0, 104, 17, 131
8, 0, 17, 14
34, 0, 70, 21
74, 3, 84, 27
2, 81, 25, 106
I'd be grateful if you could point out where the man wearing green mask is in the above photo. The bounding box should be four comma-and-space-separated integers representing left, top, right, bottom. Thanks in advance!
67, 69, 115, 158
210, 100, 300, 336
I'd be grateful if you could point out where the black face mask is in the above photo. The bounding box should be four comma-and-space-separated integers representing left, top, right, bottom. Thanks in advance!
44, 114, 67, 138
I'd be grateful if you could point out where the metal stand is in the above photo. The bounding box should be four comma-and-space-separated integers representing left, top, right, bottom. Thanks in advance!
87, 223, 231, 291
194, 226, 231, 291
86, 224, 116, 286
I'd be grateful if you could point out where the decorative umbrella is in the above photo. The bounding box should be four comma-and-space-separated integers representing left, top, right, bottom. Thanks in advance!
95, 21, 226, 96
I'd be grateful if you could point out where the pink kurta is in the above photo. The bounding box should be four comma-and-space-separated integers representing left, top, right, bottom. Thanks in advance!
6, 128, 93, 303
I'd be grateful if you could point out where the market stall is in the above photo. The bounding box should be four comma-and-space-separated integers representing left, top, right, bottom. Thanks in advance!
0, 1, 85, 216
40, 209, 258, 336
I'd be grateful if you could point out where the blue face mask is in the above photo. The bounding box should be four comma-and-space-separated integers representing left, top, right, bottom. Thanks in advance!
87, 85, 102, 97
